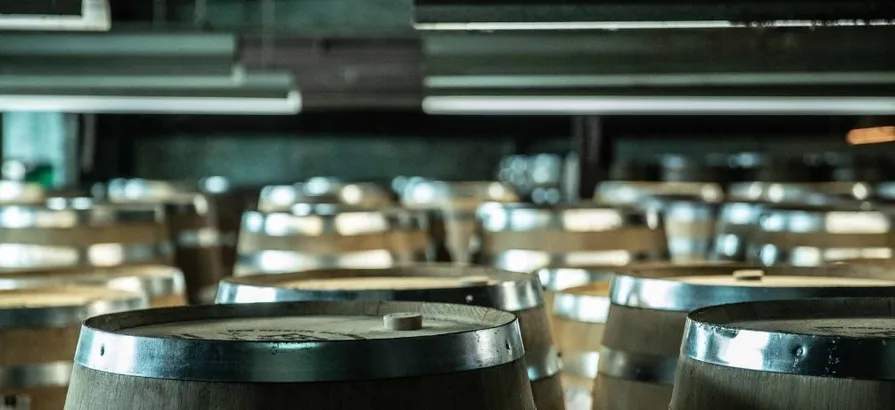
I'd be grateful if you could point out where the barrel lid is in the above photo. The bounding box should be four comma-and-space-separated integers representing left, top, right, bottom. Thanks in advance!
217, 265, 542, 312
74, 301, 524, 382
241, 206, 426, 237
553, 282, 611, 323
401, 180, 517, 211
0, 286, 146, 327
477, 202, 657, 232
536, 266, 617, 292
0, 265, 185, 298
610, 263, 895, 311
684, 297, 895, 380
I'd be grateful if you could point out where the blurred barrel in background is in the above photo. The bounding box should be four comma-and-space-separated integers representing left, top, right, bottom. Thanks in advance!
594, 263, 895, 410
217, 265, 563, 410
551, 282, 611, 410
235, 204, 431, 275
257, 179, 394, 212
671, 297, 895, 410
477, 203, 667, 273
402, 180, 517, 264
64, 301, 536, 410
0, 181, 46, 204
104, 179, 227, 303
0, 198, 171, 271
0, 264, 186, 307
749, 203, 895, 266
711, 201, 767, 261
1, 286, 146, 410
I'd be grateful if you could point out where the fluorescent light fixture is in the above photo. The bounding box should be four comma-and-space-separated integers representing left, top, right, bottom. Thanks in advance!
426, 72, 895, 89
415, 19, 895, 31
0, 0, 110, 31
0, 73, 302, 115
422, 96, 895, 115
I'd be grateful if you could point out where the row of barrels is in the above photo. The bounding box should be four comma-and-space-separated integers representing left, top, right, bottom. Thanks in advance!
598, 180, 895, 265
9, 260, 895, 409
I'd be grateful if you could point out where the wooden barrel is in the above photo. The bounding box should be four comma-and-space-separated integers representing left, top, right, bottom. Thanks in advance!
235, 205, 431, 275
643, 196, 718, 262
595, 181, 724, 205
104, 179, 228, 303
727, 181, 865, 204
537, 266, 616, 316
217, 264, 563, 410
0, 286, 146, 410
551, 282, 611, 410
0, 181, 45, 204
197, 177, 260, 276
749, 203, 895, 266
257, 181, 394, 212
401, 180, 518, 264
0, 264, 186, 307
594, 263, 895, 410
64, 301, 536, 410
671, 297, 895, 410
711, 201, 766, 261
478, 203, 667, 273
0, 199, 172, 271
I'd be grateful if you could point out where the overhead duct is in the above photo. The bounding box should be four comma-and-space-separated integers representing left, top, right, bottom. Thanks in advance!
414, 0, 895, 30
0, 72, 302, 115
0, 0, 110, 31
0, 32, 238, 77
423, 27, 895, 115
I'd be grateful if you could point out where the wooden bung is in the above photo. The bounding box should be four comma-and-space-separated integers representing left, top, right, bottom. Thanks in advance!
594, 263, 895, 410
671, 297, 895, 410
217, 265, 564, 410
64, 301, 536, 410
0, 286, 146, 410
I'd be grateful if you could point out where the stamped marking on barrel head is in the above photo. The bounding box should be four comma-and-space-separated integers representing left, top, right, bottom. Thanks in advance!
1, 395, 30, 410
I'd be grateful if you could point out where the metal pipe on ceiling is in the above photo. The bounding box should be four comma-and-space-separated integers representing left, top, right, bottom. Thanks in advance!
413, 0, 895, 31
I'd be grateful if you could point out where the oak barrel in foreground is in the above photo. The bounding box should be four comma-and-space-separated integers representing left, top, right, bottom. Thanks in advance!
594, 263, 895, 410
0, 264, 186, 307
64, 301, 535, 410
217, 265, 563, 410
671, 297, 895, 410
0, 286, 146, 410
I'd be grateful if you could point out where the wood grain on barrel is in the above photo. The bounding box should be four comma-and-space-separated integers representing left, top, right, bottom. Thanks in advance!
531, 374, 565, 410
1, 385, 68, 410
671, 357, 895, 410
0, 326, 81, 365
65, 359, 536, 410
601, 305, 688, 357
592, 376, 673, 410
